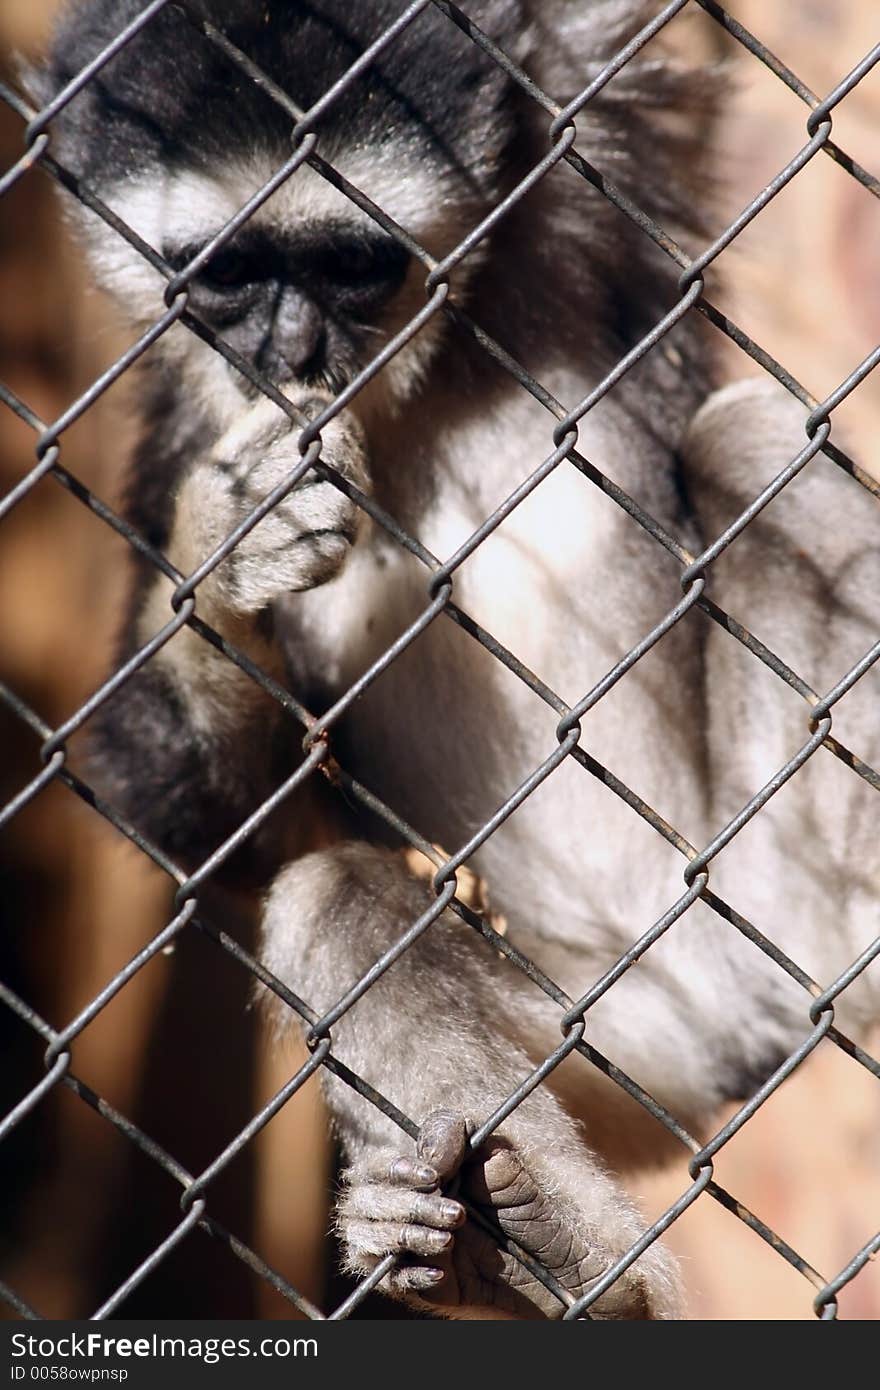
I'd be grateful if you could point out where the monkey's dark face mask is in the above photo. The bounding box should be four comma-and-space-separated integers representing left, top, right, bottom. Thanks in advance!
164, 221, 412, 391
37, 0, 521, 395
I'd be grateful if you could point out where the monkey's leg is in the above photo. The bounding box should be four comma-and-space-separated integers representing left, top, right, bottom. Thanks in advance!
681, 377, 880, 1027
258, 843, 682, 1320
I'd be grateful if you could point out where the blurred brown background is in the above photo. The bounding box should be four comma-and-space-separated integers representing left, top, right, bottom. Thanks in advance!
1, 1, 878, 1321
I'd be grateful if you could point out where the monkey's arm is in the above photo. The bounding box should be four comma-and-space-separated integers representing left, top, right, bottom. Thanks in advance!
90, 390, 368, 873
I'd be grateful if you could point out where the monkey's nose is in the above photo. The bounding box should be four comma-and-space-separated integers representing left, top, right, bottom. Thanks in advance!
271, 288, 325, 379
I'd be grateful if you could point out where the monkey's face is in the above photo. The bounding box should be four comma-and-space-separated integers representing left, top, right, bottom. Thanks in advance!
39, 0, 525, 427
162, 198, 414, 397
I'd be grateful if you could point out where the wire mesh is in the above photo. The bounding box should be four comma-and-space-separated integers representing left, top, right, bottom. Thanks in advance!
0, 0, 878, 1321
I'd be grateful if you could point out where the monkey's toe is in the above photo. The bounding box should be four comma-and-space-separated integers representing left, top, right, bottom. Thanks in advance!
416, 1110, 470, 1179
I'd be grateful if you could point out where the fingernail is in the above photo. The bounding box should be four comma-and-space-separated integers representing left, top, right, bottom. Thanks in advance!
441, 1200, 465, 1226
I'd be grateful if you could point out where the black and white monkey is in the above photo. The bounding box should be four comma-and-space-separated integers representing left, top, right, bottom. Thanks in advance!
34, 0, 879, 1318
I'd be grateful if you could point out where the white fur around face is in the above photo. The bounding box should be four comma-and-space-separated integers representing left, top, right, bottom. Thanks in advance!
79, 145, 471, 428
84, 146, 455, 318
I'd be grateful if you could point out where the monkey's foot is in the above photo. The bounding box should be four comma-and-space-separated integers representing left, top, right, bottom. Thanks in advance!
336, 1120, 468, 1299
337, 1110, 664, 1319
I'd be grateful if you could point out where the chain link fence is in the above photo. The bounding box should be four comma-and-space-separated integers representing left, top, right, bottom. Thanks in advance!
1, 0, 878, 1321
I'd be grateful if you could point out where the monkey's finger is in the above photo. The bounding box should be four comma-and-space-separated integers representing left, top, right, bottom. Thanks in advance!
385, 1265, 447, 1295
342, 1183, 465, 1230
342, 1219, 455, 1260
385, 1156, 440, 1190
416, 1110, 469, 1182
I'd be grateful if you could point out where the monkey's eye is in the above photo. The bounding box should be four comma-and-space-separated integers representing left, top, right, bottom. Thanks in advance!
200, 247, 256, 289
309, 234, 410, 316
324, 239, 390, 284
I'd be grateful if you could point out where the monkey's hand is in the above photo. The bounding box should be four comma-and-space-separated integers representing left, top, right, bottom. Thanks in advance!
337, 1110, 661, 1319
135, 388, 370, 734
175, 388, 369, 616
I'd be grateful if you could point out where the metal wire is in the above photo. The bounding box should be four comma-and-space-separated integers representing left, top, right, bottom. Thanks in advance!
1, 0, 878, 1323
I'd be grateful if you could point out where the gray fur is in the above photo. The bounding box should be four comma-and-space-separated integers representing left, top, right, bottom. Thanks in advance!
39, 0, 880, 1318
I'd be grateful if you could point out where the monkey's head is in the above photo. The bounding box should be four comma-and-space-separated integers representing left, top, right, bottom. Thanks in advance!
35, 0, 530, 425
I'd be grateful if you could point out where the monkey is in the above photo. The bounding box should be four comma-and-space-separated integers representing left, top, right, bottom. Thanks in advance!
31, 0, 879, 1318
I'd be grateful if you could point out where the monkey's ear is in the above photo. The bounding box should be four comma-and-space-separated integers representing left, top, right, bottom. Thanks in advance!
16, 0, 97, 111
475, 0, 533, 61
12, 51, 99, 182
14, 54, 56, 113
437, 0, 535, 193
